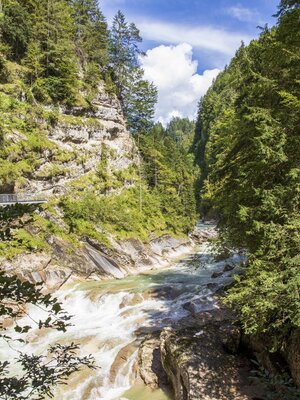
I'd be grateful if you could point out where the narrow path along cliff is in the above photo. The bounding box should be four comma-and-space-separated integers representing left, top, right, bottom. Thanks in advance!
0, 224, 266, 400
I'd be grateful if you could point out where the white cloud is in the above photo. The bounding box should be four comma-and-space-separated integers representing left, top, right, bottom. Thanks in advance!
141, 43, 220, 124
227, 6, 261, 23
137, 19, 251, 56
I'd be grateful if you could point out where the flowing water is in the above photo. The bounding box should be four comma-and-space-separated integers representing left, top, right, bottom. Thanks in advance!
0, 227, 242, 400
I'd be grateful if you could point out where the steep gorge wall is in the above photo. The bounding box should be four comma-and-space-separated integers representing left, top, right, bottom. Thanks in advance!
21, 82, 137, 196
0, 83, 196, 289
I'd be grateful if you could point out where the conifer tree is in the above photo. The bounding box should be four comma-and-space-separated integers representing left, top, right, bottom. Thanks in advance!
71, 0, 108, 86
194, 1, 300, 344
109, 11, 157, 133
123, 67, 157, 134
0, 0, 31, 61
24, 0, 78, 103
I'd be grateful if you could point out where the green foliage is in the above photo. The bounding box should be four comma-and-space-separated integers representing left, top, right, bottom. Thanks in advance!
109, 11, 157, 133
71, 0, 108, 88
166, 117, 195, 149
0, 272, 95, 399
59, 120, 198, 242
0, 0, 109, 105
1, 0, 31, 61
194, 4, 300, 344
0, 3, 197, 253
123, 67, 157, 134
0, 204, 49, 259
138, 120, 199, 234
60, 188, 164, 241
0, 92, 56, 189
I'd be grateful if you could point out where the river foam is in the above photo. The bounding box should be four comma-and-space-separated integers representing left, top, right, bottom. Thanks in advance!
0, 236, 243, 400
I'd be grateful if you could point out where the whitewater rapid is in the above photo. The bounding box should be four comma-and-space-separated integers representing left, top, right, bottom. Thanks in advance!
0, 232, 242, 400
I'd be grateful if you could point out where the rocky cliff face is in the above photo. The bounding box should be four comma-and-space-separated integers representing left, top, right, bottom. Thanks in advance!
1, 233, 195, 290
159, 311, 264, 400
0, 82, 202, 289
24, 82, 137, 196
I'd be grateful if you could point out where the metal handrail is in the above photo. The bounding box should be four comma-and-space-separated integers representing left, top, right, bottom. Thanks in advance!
0, 193, 47, 204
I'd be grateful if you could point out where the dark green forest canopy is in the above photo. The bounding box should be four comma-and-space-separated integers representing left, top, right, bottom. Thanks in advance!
0, 1, 156, 132
194, 1, 300, 344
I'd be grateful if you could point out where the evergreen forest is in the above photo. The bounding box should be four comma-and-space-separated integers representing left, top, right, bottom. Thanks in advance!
193, 0, 300, 346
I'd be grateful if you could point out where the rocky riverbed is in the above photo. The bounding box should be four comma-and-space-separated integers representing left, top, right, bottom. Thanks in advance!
0, 224, 271, 400
0, 224, 215, 291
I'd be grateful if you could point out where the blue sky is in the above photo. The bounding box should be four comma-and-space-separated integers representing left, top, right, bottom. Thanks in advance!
99, 0, 279, 122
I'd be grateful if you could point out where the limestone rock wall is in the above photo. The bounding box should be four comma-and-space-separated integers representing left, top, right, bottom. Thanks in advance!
1, 234, 194, 291
24, 82, 138, 195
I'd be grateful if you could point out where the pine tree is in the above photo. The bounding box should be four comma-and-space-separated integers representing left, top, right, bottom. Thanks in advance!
71, 0, 108, 86
109, 11, 157, 133
0, 0, 31, 61
24, 0, 78, 103
109, 11, 142, 95
194, 2, 300, 344
123, 67, 157, 134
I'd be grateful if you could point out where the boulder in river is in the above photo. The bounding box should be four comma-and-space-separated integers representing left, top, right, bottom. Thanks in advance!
211, 271, 223, 279
223, 263, 235, 272
109, 341, 138, 384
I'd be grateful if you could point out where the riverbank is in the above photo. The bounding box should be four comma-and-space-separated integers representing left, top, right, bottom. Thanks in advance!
0, 224, 216, 291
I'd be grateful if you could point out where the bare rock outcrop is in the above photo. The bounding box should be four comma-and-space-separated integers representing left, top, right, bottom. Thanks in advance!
160, 311, 266, 400
0, 79, 199, 288
23, 81, 138, 196
0, 233, 195, 290
138, 334, 169, 390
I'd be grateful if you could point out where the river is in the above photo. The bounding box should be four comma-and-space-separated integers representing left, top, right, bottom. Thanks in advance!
0, 226, 241, 400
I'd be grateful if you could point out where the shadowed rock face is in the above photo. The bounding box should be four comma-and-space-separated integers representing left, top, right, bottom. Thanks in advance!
286, 329, 300, 387
243, 329, 300, 392
159, 310, 266, 400
138, 334, 169, 390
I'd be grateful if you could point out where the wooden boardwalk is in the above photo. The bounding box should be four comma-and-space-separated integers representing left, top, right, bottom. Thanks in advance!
0, 193, 47, 206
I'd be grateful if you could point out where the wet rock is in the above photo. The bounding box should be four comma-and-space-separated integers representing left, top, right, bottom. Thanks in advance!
220, 324, 241, 354
150, 285, 185, 300
147, 286, 184, 300
138, 335, 169, 389
150, 235, 192, 258
109, 341, 138, 384
1, 227, 196, 290
183, 301, 198, 317
182, 299, 211, 318
223, 263, 235, 272
190, 225, 217, 243
211, 271, 223, 278
85, 243, 126, 279
206, 282, 218, 290
120, 293, 144, 308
